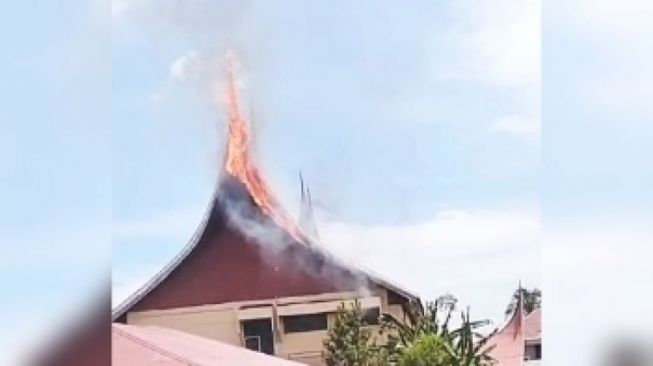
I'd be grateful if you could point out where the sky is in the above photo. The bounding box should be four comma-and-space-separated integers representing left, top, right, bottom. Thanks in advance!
1, 0, 651, 365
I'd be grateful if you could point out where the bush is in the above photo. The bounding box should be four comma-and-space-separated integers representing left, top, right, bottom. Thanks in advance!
399, 334, 454, 366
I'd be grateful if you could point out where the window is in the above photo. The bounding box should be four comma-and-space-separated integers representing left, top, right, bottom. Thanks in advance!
524, 343, 542, 360
361, 307, 380, 325
242, 318, 274, 355
283, 313, 328, 333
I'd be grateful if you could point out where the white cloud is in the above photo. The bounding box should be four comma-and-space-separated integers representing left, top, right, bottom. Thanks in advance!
492, 114, 541, 139
170, 50, 201, 81
318, 208, 540, 323
429, 0, 540, 89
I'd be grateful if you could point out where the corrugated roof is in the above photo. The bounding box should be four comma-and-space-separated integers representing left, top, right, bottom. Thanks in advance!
112, 323, 306, 365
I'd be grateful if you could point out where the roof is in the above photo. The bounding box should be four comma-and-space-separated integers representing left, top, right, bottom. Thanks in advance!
484, 302, 525, 366
484, 293, 542, 366
112, 323, 305, 366
111, 188, 419, 320
111, 55, 418, 321
524, 308, 541, 342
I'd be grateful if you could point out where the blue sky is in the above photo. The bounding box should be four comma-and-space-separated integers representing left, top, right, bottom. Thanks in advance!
5, 0, 652, 364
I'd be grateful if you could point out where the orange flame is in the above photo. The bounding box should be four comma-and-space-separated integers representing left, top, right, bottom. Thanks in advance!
222, 53, 306, 244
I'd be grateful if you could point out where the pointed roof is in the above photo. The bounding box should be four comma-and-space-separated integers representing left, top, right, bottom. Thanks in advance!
484, 289, 526, 366
112, 54, 418, 321
298, 172, 320, 241
524, 308, 541, 342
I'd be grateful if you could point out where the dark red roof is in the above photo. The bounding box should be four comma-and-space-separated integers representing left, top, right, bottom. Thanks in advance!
112, 56, 417, 321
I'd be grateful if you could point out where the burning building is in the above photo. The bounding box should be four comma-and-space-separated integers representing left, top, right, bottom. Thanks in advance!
112, 56, 418, 365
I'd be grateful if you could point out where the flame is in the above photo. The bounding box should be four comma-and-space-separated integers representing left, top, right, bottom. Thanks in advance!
222, 53, 306, 244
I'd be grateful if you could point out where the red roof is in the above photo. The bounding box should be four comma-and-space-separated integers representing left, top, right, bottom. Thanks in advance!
484, 303, 525, 366
484, 302, 542, 366
111, 55, 418, 321
112, 323, 306, 366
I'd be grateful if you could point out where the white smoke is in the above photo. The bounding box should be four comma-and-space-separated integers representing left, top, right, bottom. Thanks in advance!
217, 187, 373, 297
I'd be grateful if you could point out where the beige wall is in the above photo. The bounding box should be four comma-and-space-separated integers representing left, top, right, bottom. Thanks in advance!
128, 306, 241, 345
126, 288, 409, 365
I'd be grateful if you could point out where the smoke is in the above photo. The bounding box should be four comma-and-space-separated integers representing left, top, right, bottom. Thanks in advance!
216, 182, 373, 298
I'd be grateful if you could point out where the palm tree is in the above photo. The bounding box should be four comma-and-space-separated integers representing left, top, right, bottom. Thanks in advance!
504, 287, 541, 317
381, 295, 495, 365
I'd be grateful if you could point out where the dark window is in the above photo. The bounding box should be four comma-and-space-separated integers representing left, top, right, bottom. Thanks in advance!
283, 313, 328, 333
362, 308, 380, 325
242, 318, 274, 355
524, 343, 542, 360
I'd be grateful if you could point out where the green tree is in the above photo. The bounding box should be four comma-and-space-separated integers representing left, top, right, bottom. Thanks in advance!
323, 300, 388, 366
382, 295, 495, 366
504, 287, 541, 317
398, 334, 454, 366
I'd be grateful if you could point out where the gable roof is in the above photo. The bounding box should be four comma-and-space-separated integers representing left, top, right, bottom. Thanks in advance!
484, 299, 525, 366
112, 55, 418, 321
111, 184, 419, 320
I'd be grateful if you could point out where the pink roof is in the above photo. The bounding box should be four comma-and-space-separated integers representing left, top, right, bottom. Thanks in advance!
112, 323, 306, 366
524, 308, 541, 342
484, 304, 525, 366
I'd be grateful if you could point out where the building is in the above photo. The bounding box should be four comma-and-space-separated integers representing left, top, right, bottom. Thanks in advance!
484, 295, 542, 365
112, 58, 418, 365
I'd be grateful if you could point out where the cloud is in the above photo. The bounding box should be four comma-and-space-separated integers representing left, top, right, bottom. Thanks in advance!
170, 50, 201, 81
429, 0, 540, 89
318, 207, 540, 323
492, 114, 541, 139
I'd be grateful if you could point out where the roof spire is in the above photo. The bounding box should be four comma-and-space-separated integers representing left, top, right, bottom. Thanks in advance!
298, 171, 319, 242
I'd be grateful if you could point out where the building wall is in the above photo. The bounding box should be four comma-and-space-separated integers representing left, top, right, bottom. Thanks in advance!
128, 306, 241, 346
126, 287, 409, 365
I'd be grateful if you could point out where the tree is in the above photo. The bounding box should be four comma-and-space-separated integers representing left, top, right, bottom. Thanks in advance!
323, 300, 388, 366
381, 295, 495, 366
398, 334, 453, 366
504, 287, 541, 317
